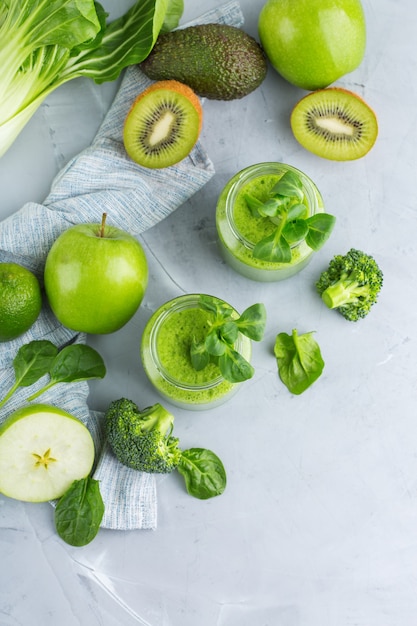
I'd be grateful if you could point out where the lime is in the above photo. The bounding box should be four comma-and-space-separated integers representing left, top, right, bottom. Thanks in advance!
0, 262, 42, 342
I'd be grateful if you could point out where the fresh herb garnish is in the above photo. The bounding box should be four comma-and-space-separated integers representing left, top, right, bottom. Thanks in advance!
55, 476, 104, 547
274, 328, 325, 395
244, 169, 336, 263
0, 340, 106, 409
190, 295, 266, 384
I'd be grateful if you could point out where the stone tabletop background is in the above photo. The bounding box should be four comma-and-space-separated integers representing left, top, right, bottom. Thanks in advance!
1, 1, 416, 624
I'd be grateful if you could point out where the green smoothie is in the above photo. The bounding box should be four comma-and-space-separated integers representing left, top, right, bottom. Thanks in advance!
216, 162, 325, 282
156, 307, 223, 385
232, 172, 300, 242
140, 294, 252, 410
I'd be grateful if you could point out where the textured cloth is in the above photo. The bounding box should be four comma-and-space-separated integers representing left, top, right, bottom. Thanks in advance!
0, 1, 244, 530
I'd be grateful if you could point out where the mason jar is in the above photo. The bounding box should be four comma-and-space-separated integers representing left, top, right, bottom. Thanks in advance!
140, 294, 252, 411
216, 162, 325, 281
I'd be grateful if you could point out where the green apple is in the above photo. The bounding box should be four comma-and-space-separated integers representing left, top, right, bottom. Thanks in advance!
258, 0, 366, 90
44, 214, 148, 334
0, 404, 95, 502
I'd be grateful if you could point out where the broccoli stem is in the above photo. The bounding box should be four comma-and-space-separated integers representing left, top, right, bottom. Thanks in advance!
139, 403, 175, 436
321, 280, 369, 309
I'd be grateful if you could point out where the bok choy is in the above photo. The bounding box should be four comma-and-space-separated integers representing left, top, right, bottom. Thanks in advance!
0, 0, 182, 158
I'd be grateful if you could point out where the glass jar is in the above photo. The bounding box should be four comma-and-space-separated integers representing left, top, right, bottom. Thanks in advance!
140, 294, 252, 411
216, 162, 325, 282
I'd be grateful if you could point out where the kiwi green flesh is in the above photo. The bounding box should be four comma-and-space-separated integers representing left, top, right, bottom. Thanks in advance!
291, 91, 378, 161
124, 89, 201, 169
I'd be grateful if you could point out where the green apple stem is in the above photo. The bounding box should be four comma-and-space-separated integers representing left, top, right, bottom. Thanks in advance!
99, 213, 107, 238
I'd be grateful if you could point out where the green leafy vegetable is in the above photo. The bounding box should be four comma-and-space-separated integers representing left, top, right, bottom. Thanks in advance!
160, 0, 184, 32
274, 329, 325, 395
190, 295, 266, 384
105, 398, 227, 500
0, 0, 183, 157
236, 302, 269, 341
271, 169, 304, 200
55, 477, 104, 547
0, 339, 106, 408
305, 214, 336, 250
27, 343, 106, 400
218, 349, 254, 384
244, 170, 335, 263
0, 340, 58, 409
178, 448, 226, 500
253, 228, 292, 264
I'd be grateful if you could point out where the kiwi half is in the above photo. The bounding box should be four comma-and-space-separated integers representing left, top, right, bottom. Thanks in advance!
123, 80, 203, 169
290, 88, 378, 161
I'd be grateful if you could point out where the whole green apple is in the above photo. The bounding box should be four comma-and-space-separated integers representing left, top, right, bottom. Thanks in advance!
44, 214, 148, 334
258, 0, 366, 90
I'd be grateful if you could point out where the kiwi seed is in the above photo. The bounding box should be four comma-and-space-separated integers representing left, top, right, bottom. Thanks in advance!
290, 88, 378, 161
123, 80, 203, 169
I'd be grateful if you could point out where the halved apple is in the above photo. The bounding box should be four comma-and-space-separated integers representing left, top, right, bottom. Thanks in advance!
0, 404, 95, 502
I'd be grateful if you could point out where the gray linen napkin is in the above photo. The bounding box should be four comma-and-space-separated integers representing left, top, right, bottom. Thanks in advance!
0, 1, 244, 530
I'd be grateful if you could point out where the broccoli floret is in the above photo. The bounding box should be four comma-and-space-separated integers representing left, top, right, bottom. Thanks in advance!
105, 397, 227, 499
105, 398, 182, 473
316, 248, 383, 322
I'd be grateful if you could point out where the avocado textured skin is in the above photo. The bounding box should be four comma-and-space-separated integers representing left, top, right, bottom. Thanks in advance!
140, 24, 267, 101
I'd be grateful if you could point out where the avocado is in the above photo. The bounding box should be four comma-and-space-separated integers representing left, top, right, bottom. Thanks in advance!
140, 24, 268, 101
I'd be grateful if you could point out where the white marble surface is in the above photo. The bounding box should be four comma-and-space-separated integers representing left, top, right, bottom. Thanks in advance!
1, 0, 416, 624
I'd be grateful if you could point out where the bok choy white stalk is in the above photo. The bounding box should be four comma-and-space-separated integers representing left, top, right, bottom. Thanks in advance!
0, 0, 181, 158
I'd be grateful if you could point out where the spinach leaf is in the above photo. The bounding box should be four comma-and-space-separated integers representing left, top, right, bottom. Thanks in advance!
177, 448, 227, 499
48, 344, 106, 385
55, 477, 104, 547
0, 340, 58, 409
0, 340, 106, 407
27, 344, 106, 401
13, 340, 59, 386
274, 329, 325, 395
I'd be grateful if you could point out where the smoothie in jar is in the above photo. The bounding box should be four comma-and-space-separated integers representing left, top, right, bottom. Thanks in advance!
140, 294, 253, 411
216, 162, 333, 282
